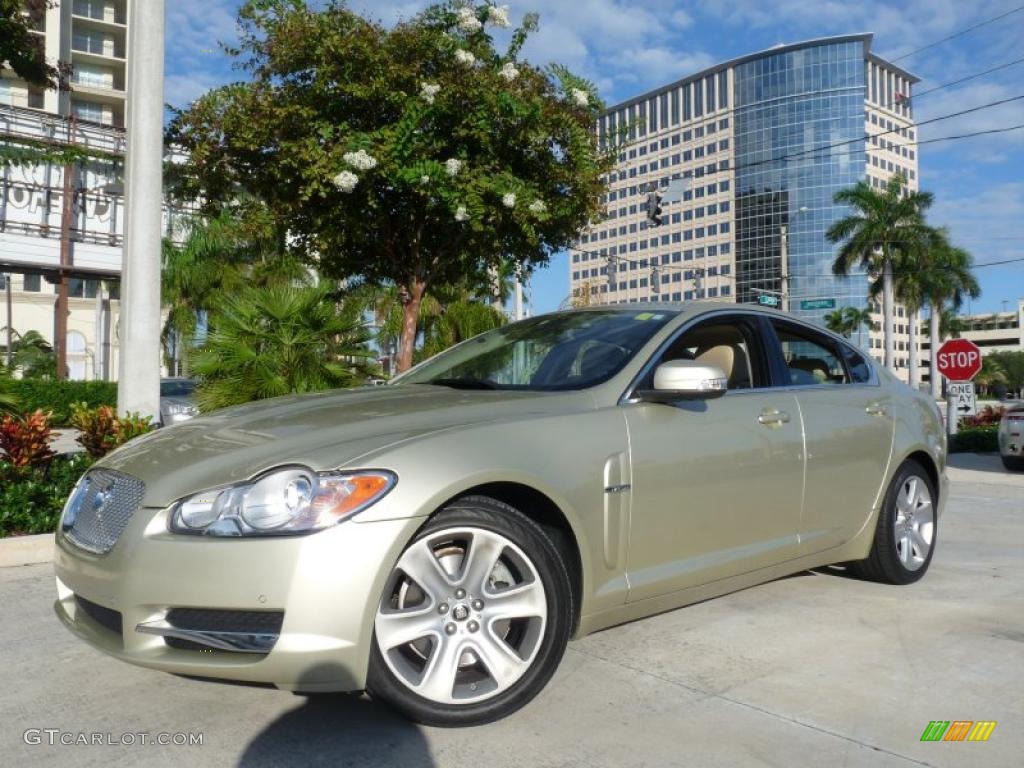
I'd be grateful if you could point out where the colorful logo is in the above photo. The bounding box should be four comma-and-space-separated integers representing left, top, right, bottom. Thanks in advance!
920, 721, 997, 742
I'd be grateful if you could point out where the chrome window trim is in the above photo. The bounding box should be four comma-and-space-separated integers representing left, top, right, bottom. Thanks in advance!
619, 308, 879, 405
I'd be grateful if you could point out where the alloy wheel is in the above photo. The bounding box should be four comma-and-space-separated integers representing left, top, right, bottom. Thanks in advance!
892, 475, 934, 571
375, 526, 547, 705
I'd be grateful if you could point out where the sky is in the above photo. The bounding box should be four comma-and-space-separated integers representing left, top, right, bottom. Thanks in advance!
164, 0, 1024, 316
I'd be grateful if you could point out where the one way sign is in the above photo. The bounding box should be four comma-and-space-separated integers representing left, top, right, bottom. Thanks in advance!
948, 381, 977, 417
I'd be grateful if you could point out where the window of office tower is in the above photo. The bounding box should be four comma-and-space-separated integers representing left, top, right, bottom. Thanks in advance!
733, 40, 868, 324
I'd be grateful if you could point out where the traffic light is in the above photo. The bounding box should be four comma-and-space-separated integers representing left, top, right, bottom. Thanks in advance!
645, 189, 663, 226
650, 265, 660, 294
606, 256, 618, 293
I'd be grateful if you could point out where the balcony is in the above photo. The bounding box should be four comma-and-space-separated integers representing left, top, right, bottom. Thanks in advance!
71, 0, 127, 26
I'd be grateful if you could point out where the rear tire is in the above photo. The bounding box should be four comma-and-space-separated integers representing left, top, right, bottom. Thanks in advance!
851, 460, 937, 585
1001, 455, 1024, 471
366, 496, 573, 727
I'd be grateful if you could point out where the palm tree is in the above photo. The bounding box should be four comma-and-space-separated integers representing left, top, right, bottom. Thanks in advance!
975, 357, 1008, 397
189, 282, 374, 411
842, 306, 874, 350
827, 174, 933, 372
823, 309, 849, 336
886, 244, 930, 390
921, 229, 980, 398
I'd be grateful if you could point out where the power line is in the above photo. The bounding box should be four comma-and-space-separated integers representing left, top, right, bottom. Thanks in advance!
889, 5, 1024, 62
910, 55, 1024, 101
731, 95, 1024, 173
568, 120, 1024, 285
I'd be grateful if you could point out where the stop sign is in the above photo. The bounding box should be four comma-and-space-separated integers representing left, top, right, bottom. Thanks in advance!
936, 338, 982, 381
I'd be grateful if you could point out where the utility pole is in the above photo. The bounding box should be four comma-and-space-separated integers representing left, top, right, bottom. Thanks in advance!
513, 277, 523, 320
56, 154, 74, 380
118, 0, 165, 418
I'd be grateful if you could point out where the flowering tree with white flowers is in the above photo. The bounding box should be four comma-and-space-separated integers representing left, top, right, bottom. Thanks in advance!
168, 1, 614, 372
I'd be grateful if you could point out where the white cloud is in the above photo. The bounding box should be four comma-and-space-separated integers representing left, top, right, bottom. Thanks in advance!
349, 0, 717, 103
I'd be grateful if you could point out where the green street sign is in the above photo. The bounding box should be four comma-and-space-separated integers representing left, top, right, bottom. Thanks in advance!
800, 298, 836, 310
757, 295, 780, 307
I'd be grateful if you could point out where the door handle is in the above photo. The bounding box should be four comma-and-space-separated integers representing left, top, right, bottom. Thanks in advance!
866, 402, 887, 417
758, 408, 791, 426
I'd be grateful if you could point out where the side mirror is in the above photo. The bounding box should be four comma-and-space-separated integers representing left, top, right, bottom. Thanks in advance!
636, 360, 728, 403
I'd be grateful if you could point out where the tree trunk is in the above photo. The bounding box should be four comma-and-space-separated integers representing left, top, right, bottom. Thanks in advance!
396, 279, 426, 374
929, 302, 941, 398
907, 306, 918, 390
882, 258, 895, 372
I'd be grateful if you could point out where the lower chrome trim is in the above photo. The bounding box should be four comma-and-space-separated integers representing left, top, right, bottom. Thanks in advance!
135, 621, 278, 653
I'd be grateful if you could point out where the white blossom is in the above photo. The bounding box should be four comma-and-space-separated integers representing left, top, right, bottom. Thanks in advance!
528, 199, 547, 214
342, 149, 377, 171
454, 205, 469, 222
420, 175, 431, 185
454, 49, 476, 66
420, 81, 440, 104
498, 62, 519, 81
332, 170, 359, 193
445, 158, 463, 177
487, 4, 510, 28
570, 88, 589, 107
502, 192, 516, 209
456, 7, 482, 33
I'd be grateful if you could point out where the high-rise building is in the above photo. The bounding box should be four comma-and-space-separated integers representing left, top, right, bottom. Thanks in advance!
571, 34, 920, 372
1, 1, 182, 380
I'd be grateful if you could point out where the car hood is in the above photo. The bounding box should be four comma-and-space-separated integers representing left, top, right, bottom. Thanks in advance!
98, 385, 592, 507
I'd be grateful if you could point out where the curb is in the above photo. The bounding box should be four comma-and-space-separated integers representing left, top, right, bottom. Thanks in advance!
0, 534, 54, 568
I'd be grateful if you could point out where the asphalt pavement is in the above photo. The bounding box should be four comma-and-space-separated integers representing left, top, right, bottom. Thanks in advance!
2, 474, 1021, 768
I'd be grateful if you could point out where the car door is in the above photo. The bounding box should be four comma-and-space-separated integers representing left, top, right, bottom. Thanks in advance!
623, 313, 805, 603
766, 319, 895, 554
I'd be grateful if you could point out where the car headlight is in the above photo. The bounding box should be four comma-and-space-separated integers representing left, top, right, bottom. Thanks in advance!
169, 467, 396, 537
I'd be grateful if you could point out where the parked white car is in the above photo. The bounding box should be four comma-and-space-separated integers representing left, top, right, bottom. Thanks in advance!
998, 403, 1024, 470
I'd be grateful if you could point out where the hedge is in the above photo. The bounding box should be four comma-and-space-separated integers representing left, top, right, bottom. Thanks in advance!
0, 454, 94, 537
950, 425, 999, 454
3, 380, 117, 425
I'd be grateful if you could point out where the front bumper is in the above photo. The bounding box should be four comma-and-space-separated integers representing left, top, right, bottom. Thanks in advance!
53, 505, 423, 692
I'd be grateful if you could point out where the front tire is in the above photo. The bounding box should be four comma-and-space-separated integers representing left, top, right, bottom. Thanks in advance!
367, 496, 573, 727
851, 460, 937, 585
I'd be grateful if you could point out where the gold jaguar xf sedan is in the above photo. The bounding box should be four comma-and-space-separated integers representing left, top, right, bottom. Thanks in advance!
54, 304, 946, 726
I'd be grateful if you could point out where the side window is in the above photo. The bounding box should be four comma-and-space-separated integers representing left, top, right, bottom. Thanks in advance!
772, 322, 850, 386
642, 316, 766, 390
840, 342, 873, 384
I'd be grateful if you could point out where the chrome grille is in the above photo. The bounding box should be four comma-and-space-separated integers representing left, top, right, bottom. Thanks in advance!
62, 468, 146, 554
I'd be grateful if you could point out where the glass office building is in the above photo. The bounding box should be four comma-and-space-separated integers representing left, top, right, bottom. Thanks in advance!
572, 34, 920, 369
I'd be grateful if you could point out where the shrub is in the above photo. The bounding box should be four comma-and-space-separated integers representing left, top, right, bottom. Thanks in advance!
69, 403, 153, 458
0, 410, 56, 468
3, 380, 117, 425
961, 405, 1005, 427
0, 454, 94, 537
950, 425, 999, 453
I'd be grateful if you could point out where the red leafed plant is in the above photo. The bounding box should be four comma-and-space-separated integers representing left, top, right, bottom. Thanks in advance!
962, 405, 1006, 427
0, 410, 57, 469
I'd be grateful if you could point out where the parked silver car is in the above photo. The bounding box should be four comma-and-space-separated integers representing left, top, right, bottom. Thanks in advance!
159, 378, 198, 426
54, 305, 946, 726
998, 403, 1024, 470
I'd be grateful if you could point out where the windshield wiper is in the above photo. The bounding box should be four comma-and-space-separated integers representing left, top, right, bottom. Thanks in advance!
428, 377, 500, 390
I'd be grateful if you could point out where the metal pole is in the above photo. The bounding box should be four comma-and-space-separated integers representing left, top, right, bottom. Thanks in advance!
118, 0, 164, 418
782, 224, 790, 311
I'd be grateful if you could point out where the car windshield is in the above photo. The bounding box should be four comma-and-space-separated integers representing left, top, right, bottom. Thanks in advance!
396, 310, 676, 391
160, 380, 196, 397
